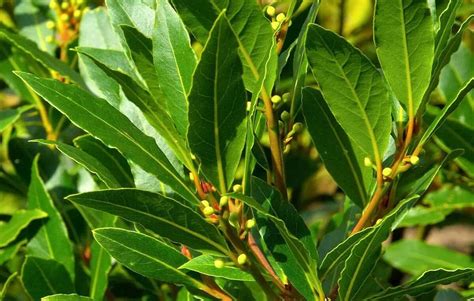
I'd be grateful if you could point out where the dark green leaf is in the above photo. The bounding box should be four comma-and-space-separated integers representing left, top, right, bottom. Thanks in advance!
179, 255, 254, 281
0, 106, 31, 132
21, 256, 74, 300
27, 157, 74, 279
16, 72, 199, 203
384, 240, 474, 276
434, 0, 463, 71
0, 272, 17, 299
368, 269, 474, 300
153, 0, 196, 137
337, 195, 419, 301
306, 24, 391, 166
303, 88, 369, 208
106, 0, 155, 38
93, 228, 201, 288
187, 13, 247, 192
68, 189, 229, 255
41, 294, 93, 301
0, 240, 26, 265
89, 241, 113, 301
0, 209, 47, 248
374, 0, 434, 114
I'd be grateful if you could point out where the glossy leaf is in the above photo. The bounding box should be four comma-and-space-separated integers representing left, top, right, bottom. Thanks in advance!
179, 255, 254, 281
106, 0, 155, 38
27, 157, 75, 279
434, 0, 463, 69
303, 88, 369, 208
93, 228, 200, 288
374, 0, 434, 115
67, 189, 229, 255
306, 24, 391, 164
0, 272, 17, 299
337, 195, 419, 301
16, 72, 199, 203
187, 13, 247, 192
0, 209, 47, 248
384, 240, 474, 276
21, 256, 74, 300
89, 241, 112, 301
368, 269, 474, 300
0, 28, 84, 86
153, 0, 196, 137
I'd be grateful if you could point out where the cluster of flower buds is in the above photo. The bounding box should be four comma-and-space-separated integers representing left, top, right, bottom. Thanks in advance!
47, 0, 89, 46
265, 5, 286, 31
213, 252, 247, 269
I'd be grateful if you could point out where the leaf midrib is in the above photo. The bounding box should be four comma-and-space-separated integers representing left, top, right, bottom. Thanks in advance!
398, 0, 415, 116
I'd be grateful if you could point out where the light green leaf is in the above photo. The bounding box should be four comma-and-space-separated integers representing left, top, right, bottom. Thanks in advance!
93, 228, 200, 288
179, 255, 254, 281
0, 240, 26, 265
15, 71, 199, 204
383, 240, 474, 276
67, 189, 229, 255
0, 106, 31, 132
106, 0, 155, 38
306, 24, 391, 165
397, 206, 451, 227
0, 28, 84, 86
374, 0, 434, 115
153, 0, 196, 137
0, 209, 47, 248
21, 256, 74, 300
369, 268, 474, 300
303, 88, 369, 208
337, 195, 420, 301
27, 156, 74, 279
89, 241, 112, 301
187, 13, 247, 192
0, 272, 17, 299
424, 185, 474, 209
41, 294, 93, 301
434, 0, 463, 68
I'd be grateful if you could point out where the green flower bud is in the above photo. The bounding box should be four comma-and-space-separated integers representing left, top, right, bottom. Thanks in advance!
219, 196, 229, 207
237, 253, 247, 265
382, 167, 392, 177
232, 184, 242, 193
292, 122, 303, 133
271, 95, 281, 104
281, 111, 290, 122
246, 219, 256, 229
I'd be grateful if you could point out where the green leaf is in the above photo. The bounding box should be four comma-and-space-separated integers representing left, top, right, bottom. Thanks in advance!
383, 240, 474, 276
179, 255, 254, 281
418, 79, 474, 147
106, 0, 155, 38
15, 72, 199, 204
89, 241, 112, 301
0, 28, 84, 86
41, 294, 93, 301
306, 24, 391, 165
0, 272, 17, 299
67, 189, 229, 255
21, 256, 74, 300
0, 209, 47, 248
0, 106, 31, 132
303, 88, 369, 208
439, 44, 474, 128
27, 156, 75, 279
424, 185, 474, 209
93, 228, 200, 288
368, 269, 474, 300
171, 0, 217, 43
187, 13, 247, 192
153, 0, 196, 137
74, 135, 134, 188
337, 195, 420, 301
77, 47, 192, 169
397, 206, 451, 227
374, 0, 434, 115
434, 0, 463, 70
0, 240, 26, 265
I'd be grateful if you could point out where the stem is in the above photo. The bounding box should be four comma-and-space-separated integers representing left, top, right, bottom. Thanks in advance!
350, 185, 384, 235
339, 0, 346, 36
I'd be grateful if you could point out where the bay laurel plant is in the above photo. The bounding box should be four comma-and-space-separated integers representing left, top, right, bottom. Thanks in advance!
0, 0, 473, 300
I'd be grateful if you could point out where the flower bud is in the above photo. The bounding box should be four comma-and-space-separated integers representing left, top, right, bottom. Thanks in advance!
232, 184, 242, 193
60, 14, 69, 22
276, 13, 286, 22
46, 21, 55, 29
382, 167, 392, 177
364, 157, 372, 167
200, 200, 210, 207
281, 111, 290, 122
219, 196, 229, 207
282, 92, 291, 103
73, 10, 82, 18
189, 172, 194, 181
266, 6, 276, 17
246, 219, 256, 229
271, 21, 279, 31
271, 95, 281, 104
237, 253, 247, 265
214, 259, 225, 269
46, 35, 55, 43
61, 2, 69, 9
203, 206, 214, 216
292, 122, 303, 133
410, 155, 419, 165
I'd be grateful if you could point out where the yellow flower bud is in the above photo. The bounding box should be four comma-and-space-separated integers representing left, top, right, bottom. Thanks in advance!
364, 157, 372, 167
46, 20, 55, 29
382, 167, 392, 177
271, 21, 279, 31
200, 200, 210, 207
203, 206, 214, 216
46, 35, 55, 43
219, 196, 228, 207
189, 172, 194, 181
82, 7, 90, 14
77, 0, 84, 5
246, 219, 256, 229
61, 2, 69, 9
73, 10, 82, 18
232, 184, 242, 193
237, 253, 247, 265
410, 155, 419, 165
271, 95, 281, 104
214, 259, 225, 269
60, 14, 69, 22
49, 1, 58, 9
266, 6, 276, 17
276, 13, 286, 22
